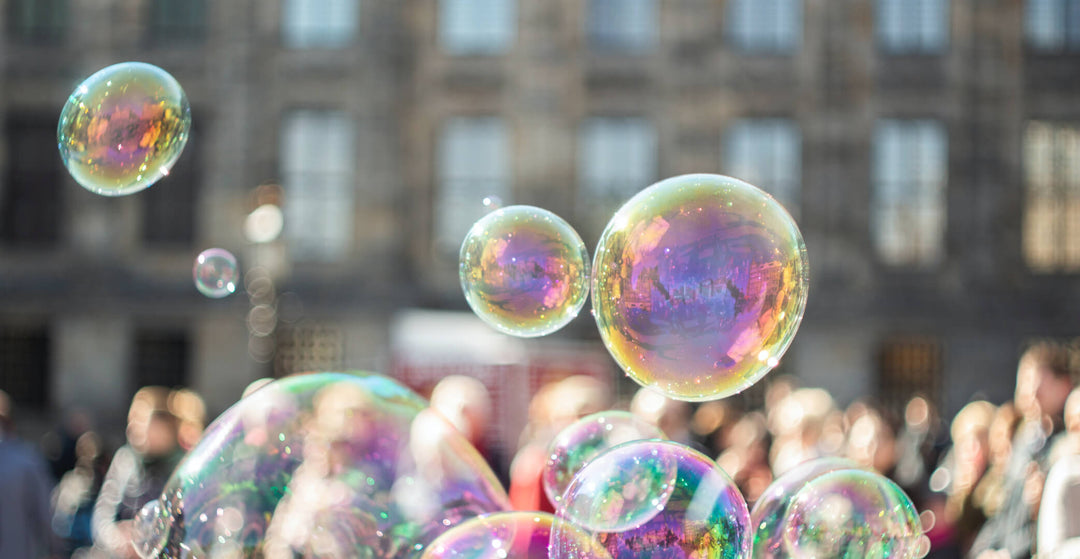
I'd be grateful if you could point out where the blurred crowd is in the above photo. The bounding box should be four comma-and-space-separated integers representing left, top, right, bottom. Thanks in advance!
0, 340, 1077, 558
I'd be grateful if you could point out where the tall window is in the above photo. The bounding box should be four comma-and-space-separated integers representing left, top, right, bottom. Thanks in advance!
148, 0, 206, 44
723, 119, 801, 217
6, 0, 67, 43
1023, 121, 1080, 271
133, 329, 189, 391
877, 336, 942, 420
143, 117, 199, 246
578, 117, 657, 226
439, 0, 516, 54
1026, 0, 1080, 51
2, 115, 62, 247
436, 117, 509, 252
876, 0, 949, 53
586, 0, 657, 52
282, 0, 358, 48
872, 119, 948, 266
281, 110, 356, 261
727, 0, 802, 52
274, 324, 344, 378
0, 326, 50, 410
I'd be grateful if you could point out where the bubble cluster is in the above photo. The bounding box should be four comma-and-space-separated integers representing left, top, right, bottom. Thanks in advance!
58, 62, 191, 196
422, 512, 608, 559
591, 174, 809, 401
134, 372, 510, 559
193, 248, 239, 299
782, 469, 924, 559
543, 411, 664, 507
550, 440, 751, 559
460, 206, 590, 338
751, 457, 862, 558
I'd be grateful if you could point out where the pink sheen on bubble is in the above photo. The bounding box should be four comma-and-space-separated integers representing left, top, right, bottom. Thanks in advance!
421, 511, 609, 559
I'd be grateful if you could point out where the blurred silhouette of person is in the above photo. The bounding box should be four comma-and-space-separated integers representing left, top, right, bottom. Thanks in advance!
52, 431, 109, 556
895, 395, 942, 501
768, 388, 836, 475
167, 388, 206, 452
92, 387, 186, 559
41, 408, 93, 481
971, 342, 1076, 559
0, 389, 57, 558
630, 387, 692, 445
430, 375, 509, 487
715, 411, 772, 504
1038, 387, 1080, 558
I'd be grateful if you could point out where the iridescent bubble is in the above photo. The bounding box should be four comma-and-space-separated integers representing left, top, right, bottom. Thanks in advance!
421, 512, 609, 559
193, 248, 238, 299
58, 62, 191, 196
134, 372, 510, 559
550, 440, 751, 559
782, 469, 923, 559
592, 174, 809, 401
750, 457, 862, 559
543, 411, 664, 508
460, 206, 590, 338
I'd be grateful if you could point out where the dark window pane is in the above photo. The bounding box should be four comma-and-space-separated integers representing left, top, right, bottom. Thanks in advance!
877, 336, 942, 419
6, 0, 68, 44
0, 326, 50, 409
148, 0, 207, 45
142, 122, 199, 246
133, 329, 189, 392
2, 115, 63, 247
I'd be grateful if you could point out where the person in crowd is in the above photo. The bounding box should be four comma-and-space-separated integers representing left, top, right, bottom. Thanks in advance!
52, 431, 109, 556
0, 389, 57, 558
630, 387, 692, 446
1037, 387, 1080, 558
768, 388, 836, 474
430, 374, 509, 487
895, 395, 944, 501
92, 387, 188, 559
690, 399, 743, 457
970, 342, 1076, 559
715, 411, 772, 504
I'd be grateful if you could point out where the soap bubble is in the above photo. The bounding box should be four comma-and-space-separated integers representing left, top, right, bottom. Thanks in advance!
58, 62, 191, 196
782, 469, 923, 559
193, 248, 239, 299
543, 411, 664, 508
460, 205, 590, 338
421, 512, 609, 559
550, 440, 751, 559
591, 174, 809, 401
134, 372, 510, 559
750, 457, 862, 558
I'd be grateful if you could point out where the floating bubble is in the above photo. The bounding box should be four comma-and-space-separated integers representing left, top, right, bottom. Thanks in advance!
134, 372, 510, 559
543, 411, 665, 508
782, 469, 923, 559
193, 248, 239, 299
750, 457, 862, 558
421, 511, 609, 559
460, 206, 590, 338
591, 174, 809, 401
58, 62, 191, 196
550, 440, 751, 559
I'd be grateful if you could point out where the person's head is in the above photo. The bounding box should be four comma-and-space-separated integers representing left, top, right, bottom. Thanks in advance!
631, 387, 691, 441
1015, 341, 1076, 420
950, 400, 994, 476
1065, 387, 1080, 434
904, 395, 934, 433
430, 375, 492, 445
138, 409, 179, 457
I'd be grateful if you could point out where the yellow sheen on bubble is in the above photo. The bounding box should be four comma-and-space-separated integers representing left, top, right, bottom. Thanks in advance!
591, 174, 809, 401
57, 62, 191, 196
460, 206, 590, 338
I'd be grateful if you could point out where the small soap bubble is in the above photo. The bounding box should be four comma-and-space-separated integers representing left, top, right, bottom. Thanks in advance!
58, 62, 191, 196
193, 248, 239, 299
591, 174, 809, 401
460, 206, 590, 338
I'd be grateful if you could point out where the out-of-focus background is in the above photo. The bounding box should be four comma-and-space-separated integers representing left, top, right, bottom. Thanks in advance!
1, 1, 1080, 557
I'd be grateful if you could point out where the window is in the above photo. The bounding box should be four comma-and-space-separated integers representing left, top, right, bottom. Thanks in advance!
435, 117, 509, 252
148, 0, 206, 44
872, 119, 948, 266
586, 0, 657, 52
6, 0, 67, 43
133, 329, 189, 391
0, 326, 50, 409
2, 115, 62, 247
727, 0, 802, 52
273, 324, 344, 378
1026, 0, 1080, 51
281, 110, 355, 261
877, 336, 942, 419
282, 0, 358, 48
438, 0, 516, 54
1023, 121, 1080, 271
876, 0, 949, 53
578, 117, 657, 231
142, 118, 199, 246
723, 119, 801, 217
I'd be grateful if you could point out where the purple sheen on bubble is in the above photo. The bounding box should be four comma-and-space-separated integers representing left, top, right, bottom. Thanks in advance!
421, 511, 609, 559
542, 411, 664, 508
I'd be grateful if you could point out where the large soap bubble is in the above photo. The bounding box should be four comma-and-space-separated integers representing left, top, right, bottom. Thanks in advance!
58, 62, 191, 196
542, 411, 664, 508
134, 372, 510, 559
421, 511, 609, 559
591, 174, 809, 401
750, 457, 862, 558
460, 205, 590, 338
782, 469, 925, 559
550, 440, 751, 559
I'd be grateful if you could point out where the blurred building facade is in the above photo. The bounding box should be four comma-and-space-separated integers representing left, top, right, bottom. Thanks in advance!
1, 0, 1079, 437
